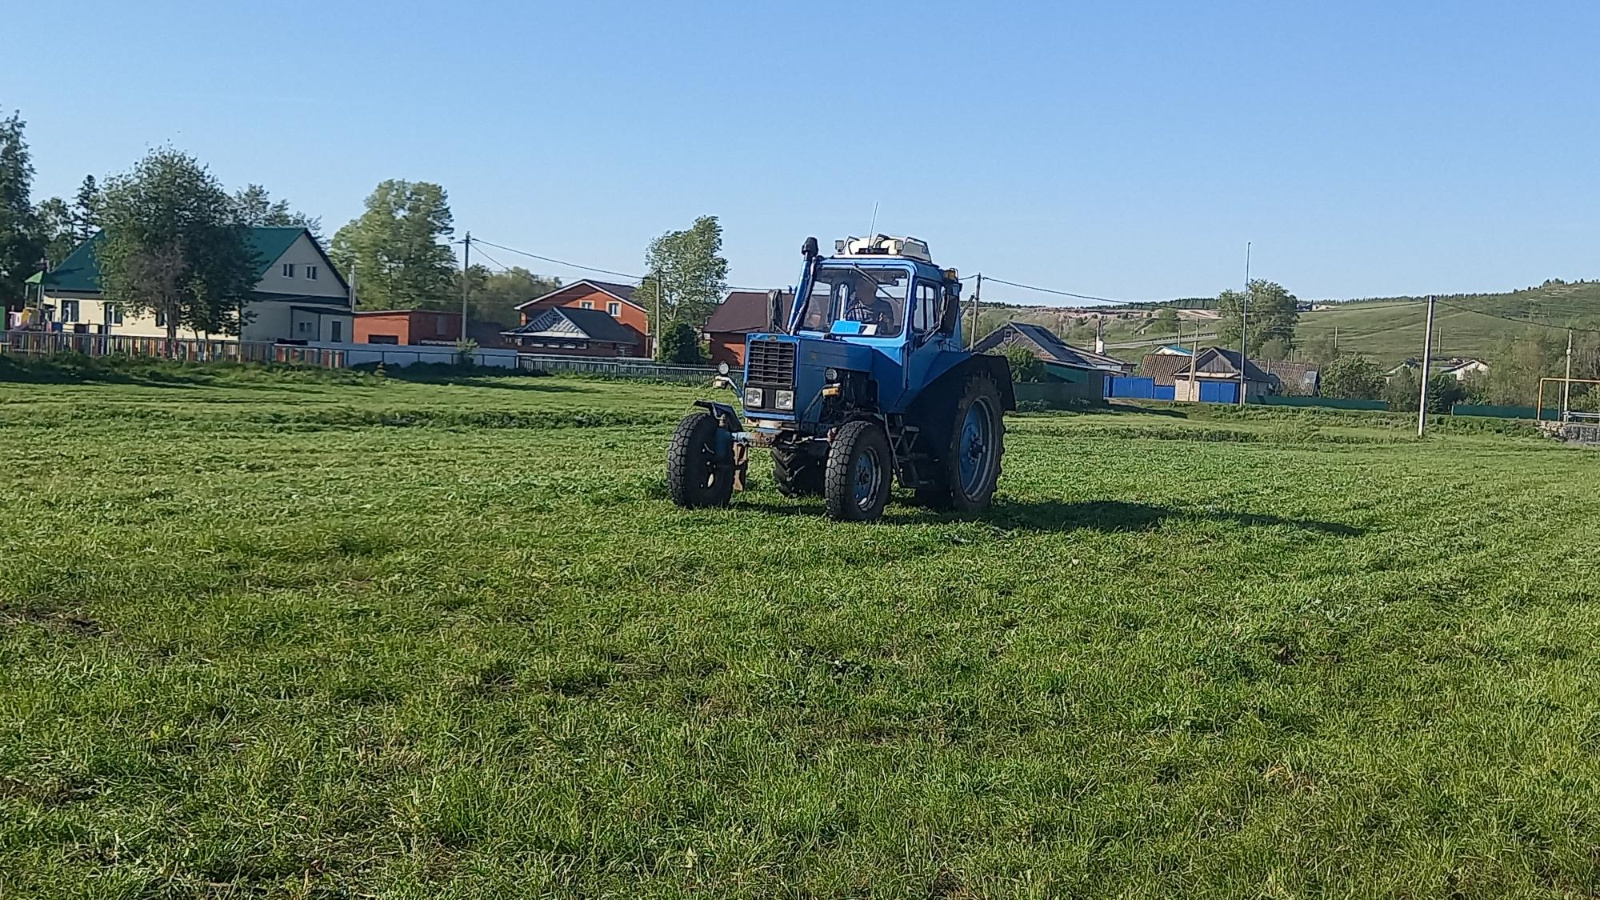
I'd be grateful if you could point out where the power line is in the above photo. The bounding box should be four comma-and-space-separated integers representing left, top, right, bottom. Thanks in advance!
1432, 298, 1600, 335
979, 273, 1132, 304
471, 237, 644, 281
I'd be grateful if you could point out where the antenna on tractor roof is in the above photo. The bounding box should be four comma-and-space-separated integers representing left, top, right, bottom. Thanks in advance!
866, 202, 879, 246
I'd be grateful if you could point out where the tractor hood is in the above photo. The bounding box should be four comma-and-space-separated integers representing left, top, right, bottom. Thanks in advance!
739, 333, 884, 422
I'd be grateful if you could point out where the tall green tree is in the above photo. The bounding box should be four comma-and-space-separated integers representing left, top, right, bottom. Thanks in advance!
232, 184, 321, 241
36, 196, 76, 268
1217, 279, 1299, 356
97, 148, 259, 343
71, 175, 101, 240
636, 215, 728, 356
0, 106, 43, 311
454, 264, 561, 327
329, 180, 455, 310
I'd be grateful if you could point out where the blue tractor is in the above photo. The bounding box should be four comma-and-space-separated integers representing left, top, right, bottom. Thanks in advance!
668, 235, 1014, 522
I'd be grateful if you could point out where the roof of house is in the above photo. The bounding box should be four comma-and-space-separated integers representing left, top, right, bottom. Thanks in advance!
972, 321, 1131, 372
514, 279, 640, 311
1257, 360, 1321, 392
502, 306, 641, 345
39, 227, 347, 295
1139, 347, 1272, 384
704, 290, 795, 334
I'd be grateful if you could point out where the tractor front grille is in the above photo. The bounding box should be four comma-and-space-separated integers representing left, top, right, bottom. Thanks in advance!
747, 339, 796, 388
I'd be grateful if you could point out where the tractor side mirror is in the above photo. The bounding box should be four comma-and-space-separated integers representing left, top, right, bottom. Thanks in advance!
939, 290, 961, 335
766, 289, 784, 332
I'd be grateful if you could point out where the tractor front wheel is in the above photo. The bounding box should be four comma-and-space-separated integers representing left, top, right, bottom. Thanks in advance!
824, 420, 892, 522
667, 412, 734, 508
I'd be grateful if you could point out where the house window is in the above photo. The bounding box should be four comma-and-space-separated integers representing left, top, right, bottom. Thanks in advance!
580, 301, 594, 310
298, 320, 313, 334
330, 320, 342, 342
368, 334, 399, 344
105, 304, 123, 326
607, 301, 621, 317
60, 300, 80, 322
283, 263, 295, 277
306, 265, 318, 280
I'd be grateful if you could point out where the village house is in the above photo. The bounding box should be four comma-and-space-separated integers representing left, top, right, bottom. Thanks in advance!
973, 322, 1134, 375
1138, 347, 1274, 402
501, 306, 643, 356
512, 280, 648, 355
36, 227, 352, 343
703, 290, 794, 367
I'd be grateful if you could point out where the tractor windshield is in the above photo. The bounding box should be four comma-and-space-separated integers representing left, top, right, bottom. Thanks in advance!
797, 265, 908, 337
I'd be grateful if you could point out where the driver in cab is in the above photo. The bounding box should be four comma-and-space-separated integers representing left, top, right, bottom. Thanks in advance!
843, 277, 894, 333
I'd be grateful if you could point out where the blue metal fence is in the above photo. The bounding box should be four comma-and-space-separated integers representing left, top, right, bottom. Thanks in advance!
1104, 376, 1174, 400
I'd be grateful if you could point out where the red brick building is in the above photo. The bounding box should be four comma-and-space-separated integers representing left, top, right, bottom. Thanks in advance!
514, 280, 648, 356
703, 290, 793, 367
353, 309, 461, 345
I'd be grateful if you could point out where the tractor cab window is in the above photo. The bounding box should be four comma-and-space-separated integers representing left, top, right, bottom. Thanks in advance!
913, 282, 942, 338
797, 265, 908, 337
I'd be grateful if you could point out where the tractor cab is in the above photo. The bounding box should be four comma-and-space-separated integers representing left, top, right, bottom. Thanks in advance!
669, 234, 1014, 522
737, 235, 970, 432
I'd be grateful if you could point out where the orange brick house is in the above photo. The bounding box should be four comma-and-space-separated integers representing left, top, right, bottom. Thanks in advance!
353, 309, 462, 345
514, 280, 648, 356
703, 290, 793, 367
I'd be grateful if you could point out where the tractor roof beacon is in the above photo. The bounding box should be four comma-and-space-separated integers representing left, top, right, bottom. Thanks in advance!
668, 235, 1015, 522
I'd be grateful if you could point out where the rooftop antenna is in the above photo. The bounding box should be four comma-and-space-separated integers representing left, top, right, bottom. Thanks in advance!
867, 201, 879, 244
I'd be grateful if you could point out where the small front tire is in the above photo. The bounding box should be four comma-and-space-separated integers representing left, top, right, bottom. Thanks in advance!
824, 420, 892, 522
667, 412, 734, 508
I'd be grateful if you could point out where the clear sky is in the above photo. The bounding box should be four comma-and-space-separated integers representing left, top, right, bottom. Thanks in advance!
13, 0, 1600, 305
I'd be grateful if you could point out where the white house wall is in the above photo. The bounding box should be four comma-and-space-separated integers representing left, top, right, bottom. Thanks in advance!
254, 234, 348, 300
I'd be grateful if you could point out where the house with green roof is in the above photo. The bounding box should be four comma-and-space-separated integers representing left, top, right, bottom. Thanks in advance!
37, 227, 353, 343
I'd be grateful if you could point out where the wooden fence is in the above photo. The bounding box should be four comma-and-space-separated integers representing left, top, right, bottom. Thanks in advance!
2, 331, 345, 368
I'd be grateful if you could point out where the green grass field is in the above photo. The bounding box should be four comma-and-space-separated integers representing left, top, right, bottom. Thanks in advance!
3, 367, 1600, 898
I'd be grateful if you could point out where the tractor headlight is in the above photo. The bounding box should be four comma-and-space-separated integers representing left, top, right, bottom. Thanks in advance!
824, 367, 839, 382
743, 387, 763, 408
775, 389, 795, 411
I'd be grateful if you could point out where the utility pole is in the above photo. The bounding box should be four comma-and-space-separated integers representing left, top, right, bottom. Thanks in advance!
1238, 241, 1251, 406
654, 267, 663, 359
460, 232, 471, 342
1563, 330, 1574, 421
1333, 325, 1338, 355
1417, 294, 1435, 437
969, 274, 983, 349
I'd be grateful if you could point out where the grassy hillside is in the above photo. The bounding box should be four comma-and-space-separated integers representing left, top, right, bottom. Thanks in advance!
1297, 281, 1600, 366
5, 372, 1600, 896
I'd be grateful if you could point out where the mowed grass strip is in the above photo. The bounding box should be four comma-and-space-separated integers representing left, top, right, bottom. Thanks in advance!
1, 373, 1598, 898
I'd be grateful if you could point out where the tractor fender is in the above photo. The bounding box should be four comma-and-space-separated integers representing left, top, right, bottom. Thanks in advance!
902, 354, 1014, 462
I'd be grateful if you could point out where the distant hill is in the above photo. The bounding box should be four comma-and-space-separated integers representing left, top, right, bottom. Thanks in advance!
1298, 281, 1600, 365
970, 280, 1600, 366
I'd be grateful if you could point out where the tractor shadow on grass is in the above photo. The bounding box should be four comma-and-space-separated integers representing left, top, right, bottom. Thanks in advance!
980, 499, 1364, 536
750, 498, 1362, 537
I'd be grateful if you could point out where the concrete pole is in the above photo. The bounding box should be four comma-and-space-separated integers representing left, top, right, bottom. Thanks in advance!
460, 232, 471, 342
969, 274, 983, 349
1418, 294, 1435, 437
1239, 241, 1250, 406
1563, 330, 1574, 421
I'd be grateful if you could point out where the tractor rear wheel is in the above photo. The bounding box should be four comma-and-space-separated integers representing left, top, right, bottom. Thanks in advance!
772, 445, 824, 498
667, 412, 734, 508
923, 373, 1005, 512
824, 420, 892, 522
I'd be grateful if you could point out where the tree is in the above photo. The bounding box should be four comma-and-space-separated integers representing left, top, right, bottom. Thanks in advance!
1482, 333, 1560, 406
1217, 279, 1299, 356
329, 180, 455, 310
453, 264, 561, 327
1383, 367, 1421, 412
97, 148, 259, 344
232, 184, 321, 241
1320, 354, 1385, 400
0, 106, 43, 312
1256, 336, 1292, 361
1155, 306, 1180, 333
71, 175, 101, 240
1001, 342, 1046, 382
1303, 332, 1341, 364
36, 196, 76, 267
658, 322, 703, 364
636, 215, 728, 354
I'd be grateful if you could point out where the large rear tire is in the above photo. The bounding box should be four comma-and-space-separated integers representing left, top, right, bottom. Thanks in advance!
824, 420, 892, 522
772, 445, 824, 498
924, 373, 1005, 512
667, 412, 734, 508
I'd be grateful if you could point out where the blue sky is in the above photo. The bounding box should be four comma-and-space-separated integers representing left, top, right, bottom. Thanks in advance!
13, 0, 1600, 304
